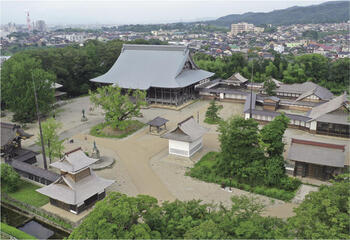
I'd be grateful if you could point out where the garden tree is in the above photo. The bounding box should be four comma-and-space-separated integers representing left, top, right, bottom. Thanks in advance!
327, 57, 350, 94
260, 114, 289, 157
183, 220, 228, 239
68, 193, 160, 239
69, 192, 289, 239
205, 100, 221, 124
288, 174, 350, 239
0, 163, 20, 192
282, 62, 309, 84
260, 114, 290, 186
263, 78, 277, 96
36, 118, 64, 163
1, 54, 55, 122
90, 85, 147, 130
217, 117, 266, 182
295, 53, 329, 83
265, 62, 278, 78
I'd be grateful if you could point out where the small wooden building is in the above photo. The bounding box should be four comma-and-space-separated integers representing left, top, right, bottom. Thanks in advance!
161, 116, 207, 157
11, 160, 59, 185
147, 116, 168, 134
1, 122, 37, 164
36, 148, 114, 214
287, 138, 346, 180
263, 96, 280, 111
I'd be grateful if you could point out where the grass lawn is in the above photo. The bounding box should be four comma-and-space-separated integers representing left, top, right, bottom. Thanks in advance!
0, 222, 37, 240
3, 180, 49, 207
187, 152, 300, 201
204, 118, 221, 125
90, 120, 145, 138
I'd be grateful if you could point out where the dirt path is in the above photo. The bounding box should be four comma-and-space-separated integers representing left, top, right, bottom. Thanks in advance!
75, 128, 176, 202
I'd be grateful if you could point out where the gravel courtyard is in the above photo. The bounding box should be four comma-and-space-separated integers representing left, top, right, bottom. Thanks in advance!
3, 96, 349, 219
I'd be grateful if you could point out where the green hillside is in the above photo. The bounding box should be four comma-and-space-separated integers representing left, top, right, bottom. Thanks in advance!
208, 1, 349, 27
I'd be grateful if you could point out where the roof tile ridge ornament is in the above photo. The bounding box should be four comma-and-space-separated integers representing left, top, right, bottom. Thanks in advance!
177, 116, 194, 126
65, 147, 82, 156
291, 138, 345, 151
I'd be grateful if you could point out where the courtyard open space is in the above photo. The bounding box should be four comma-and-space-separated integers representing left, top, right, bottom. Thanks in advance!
3, 96, 349, 220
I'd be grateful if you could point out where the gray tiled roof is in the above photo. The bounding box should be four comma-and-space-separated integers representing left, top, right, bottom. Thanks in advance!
227, 73, 248, 83
11, 160, 60, 182
13, 148, 38, 162
243, 92, 257, 112
288, 139, 345, 167
247, 109, 312, 122
90, 44, 214, 89
50, 149, 98, 173
161, 117, 207, 142
306, 94, 348, 121
276, 82, 333, 100
147, 116, 169, 127
316, 113, 350, 125
36, 170, 114, 205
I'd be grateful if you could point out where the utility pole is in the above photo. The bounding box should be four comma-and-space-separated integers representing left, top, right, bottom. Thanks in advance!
249, 62, 254, 119
32, 72, 48, 170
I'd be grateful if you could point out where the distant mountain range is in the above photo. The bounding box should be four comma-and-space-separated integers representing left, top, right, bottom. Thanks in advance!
207, 1, 349, 27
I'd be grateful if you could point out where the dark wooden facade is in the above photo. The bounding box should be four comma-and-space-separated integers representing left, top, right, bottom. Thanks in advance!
316, 122, 350, 138
49, 191, 106, 214
294, 161, 343, 180
147, 84, 197, 106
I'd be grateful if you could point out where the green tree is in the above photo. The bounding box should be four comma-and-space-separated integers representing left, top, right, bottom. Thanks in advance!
263, 78, 277, 96
184, 220, 228, 239
90, 85, 147, 130
217, 117, 266, 182
36, 118, 64, 163
295, 54, 329, 83
265, 62, 278, 78
288, 175, 350, 239
205, 100, 221, 124
69, 192, 290, 239
282, 62, 309, 84
260, 114, 290, 186
1, 54, 56, 122
0, 163, 20, 192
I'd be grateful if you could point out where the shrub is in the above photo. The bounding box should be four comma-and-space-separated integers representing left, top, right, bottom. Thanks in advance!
279, 177, 302, 191
0, 163, 20, 192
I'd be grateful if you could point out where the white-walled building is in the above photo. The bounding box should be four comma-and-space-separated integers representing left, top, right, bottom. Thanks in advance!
162, 117, 207, 157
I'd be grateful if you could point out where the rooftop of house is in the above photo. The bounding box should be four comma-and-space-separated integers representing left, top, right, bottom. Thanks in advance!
307, 93, 349, 122
161, 116, 208, 142
276, 81, 334, 100
90, 44, 214, 90
50, 148, 98, 173
36, 170, 114, 205
288, 138, 346, 168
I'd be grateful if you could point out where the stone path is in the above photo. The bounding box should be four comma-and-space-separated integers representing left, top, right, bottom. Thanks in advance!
291, 184, 319, 204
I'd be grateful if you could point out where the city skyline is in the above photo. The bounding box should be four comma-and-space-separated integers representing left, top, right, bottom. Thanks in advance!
1, 0, 338, 25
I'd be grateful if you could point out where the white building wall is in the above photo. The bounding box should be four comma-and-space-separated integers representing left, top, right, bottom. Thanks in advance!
310, 121, 317, 131
189, 138, 203, 157
169, 140, 189, 157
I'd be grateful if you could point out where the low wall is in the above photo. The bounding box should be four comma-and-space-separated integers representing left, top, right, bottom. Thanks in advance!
1, 193, 77, 233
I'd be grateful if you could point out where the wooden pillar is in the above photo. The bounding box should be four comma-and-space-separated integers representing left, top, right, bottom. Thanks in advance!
161, 88, 164, 104
154, 88, 157, 104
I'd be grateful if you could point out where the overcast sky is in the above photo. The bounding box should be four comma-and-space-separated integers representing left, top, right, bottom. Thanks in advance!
1, 0, 336, 25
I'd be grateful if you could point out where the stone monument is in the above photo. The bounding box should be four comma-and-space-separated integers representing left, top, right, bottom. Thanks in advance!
81, 109, 88, 122
91, 140, 100, 159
